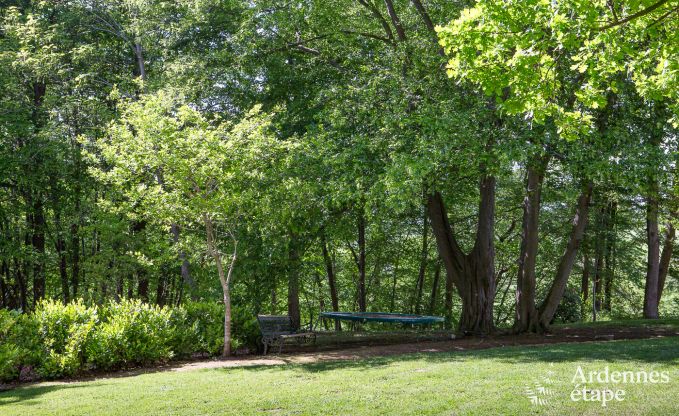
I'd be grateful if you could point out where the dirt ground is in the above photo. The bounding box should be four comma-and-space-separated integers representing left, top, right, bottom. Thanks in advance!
172, 324, 679, 371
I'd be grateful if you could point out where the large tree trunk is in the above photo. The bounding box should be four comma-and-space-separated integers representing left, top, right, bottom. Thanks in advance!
538, 182, 593, 327
514, 156, 549, 333
427, 175, 496, 334
204, 214, 236, 357
321, 232, 340, 331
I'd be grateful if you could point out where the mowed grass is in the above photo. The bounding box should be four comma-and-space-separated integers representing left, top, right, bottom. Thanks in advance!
2, 336, 679, 415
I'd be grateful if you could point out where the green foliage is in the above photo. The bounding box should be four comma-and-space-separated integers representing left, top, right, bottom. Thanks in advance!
182, 302, 224, 355
86, 300, 175, 370
33, 300, 98, 378
0, 310, 39, 381
438, 0, 679, 134
553, 288, 583, 324
0, 299, 241, 381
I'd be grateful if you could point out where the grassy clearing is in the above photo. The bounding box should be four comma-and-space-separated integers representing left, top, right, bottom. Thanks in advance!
2, 335, 679, 415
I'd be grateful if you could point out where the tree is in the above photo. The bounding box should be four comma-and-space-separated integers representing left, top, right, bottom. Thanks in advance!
97, 90, 286, 356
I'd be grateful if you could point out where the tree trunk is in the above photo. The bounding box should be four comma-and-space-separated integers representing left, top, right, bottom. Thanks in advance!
170, 224, 194, 295
658, 222, 675, 305
581, 253, 590, 302
15, 257, 28, 311
643, 180, 660, 319
70, 130, 82, 300
357, 212, 367, 312
204, 214, 236, 357
133, 43, 146, 81
31, 196, 46, 305
0, 260, 7, 308
321, 232, 340, 331
603, 202, 617, 311
55, 211, 70, 303
30, 81, 47, 306
137, 270, 149, 302
414, 202, 429, 314
156, 272, 166, 306
287, 233, 301, 330
428, 259, 441, 315
514, 156, 548, 333
427, 175, 496, 334
538, 182, 593, 327
70, 220, 80, 299
593, 204, 606, 313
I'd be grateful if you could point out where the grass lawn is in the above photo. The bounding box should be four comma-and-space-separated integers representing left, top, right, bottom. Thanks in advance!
1, 336, 679, 415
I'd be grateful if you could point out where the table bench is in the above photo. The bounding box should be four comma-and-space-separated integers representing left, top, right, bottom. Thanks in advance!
257, 315, 316, 355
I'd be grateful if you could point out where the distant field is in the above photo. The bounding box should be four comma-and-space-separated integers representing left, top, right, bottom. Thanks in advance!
2, 331, 678, 415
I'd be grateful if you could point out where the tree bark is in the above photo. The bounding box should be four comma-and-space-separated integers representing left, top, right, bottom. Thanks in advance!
643, 180, 660, 319
427, 175, 497, 334
31, 196, 46, 305
133, 42, 146, 80
538, 182, 593, 327
287, 233, 301, 329
204, 214, 236, 357
581, 253, 590, 302
414, 203, 429, 314
428, 259, 441, 315
321, 231, 340, 331
357, 212, 367, 312
137, 270, 149, 302
658, 222, 675, 304
603, 202, 617, 311
55, 211, 70, 303
170, 224, 194, 293
514, 156, 549, 333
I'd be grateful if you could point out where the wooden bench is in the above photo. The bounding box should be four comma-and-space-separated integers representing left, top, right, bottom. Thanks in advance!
257, 315, 316, 355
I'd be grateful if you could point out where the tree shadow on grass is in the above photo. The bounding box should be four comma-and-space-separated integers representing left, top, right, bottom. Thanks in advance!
0, 383, 96, 407
220, 337, 679, 375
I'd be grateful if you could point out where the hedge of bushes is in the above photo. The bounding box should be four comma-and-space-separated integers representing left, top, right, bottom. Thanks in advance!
0, 299, 259, 382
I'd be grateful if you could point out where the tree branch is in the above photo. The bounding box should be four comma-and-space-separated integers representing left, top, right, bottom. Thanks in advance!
383, 0, 407, 41
356, 0, 396, 45
599, 0, 671, 30
409, 0, 445, 55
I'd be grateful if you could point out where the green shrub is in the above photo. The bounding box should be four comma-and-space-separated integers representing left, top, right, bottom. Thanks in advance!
553, 287, 583, 324
183, 302, 259, 354
0, 298, 254, 381
33, 299, 98, 378
0, 309, 39, 381
231, 306, 260, 351
167, 305, 195, 357
86, 300, 175, 369
184, 302, 224, 355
